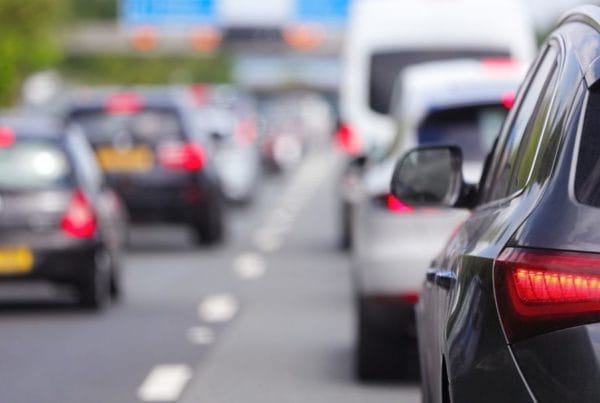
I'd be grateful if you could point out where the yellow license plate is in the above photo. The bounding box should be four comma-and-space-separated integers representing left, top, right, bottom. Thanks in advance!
0, 247, 34, 274
96, 147, 154, 172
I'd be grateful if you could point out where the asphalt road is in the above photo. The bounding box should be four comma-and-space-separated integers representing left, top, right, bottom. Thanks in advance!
0, 151, 420, 403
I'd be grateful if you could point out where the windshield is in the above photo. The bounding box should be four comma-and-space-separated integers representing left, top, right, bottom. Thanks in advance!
418, 104, 507, 162
369, 49, 511, 114
71, 108, 184, 145
0, 140, 72, 190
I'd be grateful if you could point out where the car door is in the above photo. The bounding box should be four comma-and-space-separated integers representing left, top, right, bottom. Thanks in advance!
420, 43, 562, 402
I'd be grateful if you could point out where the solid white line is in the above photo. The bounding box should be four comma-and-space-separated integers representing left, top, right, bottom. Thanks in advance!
233, 252, 266, 280
198, 293, 239, 323
137, 364, 192, 402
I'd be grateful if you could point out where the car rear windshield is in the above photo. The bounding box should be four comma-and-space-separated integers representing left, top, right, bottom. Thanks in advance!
417, 104, 507, 162
0, 140, 72, 191
70, 108, 184, 146
369, 49, 511, 114
575, 89, 600, 207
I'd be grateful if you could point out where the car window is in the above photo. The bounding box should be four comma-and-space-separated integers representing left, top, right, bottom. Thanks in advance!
368, 49, 511, 115
575, 88, 600, 207
483, 46, 558, 202
417, 104, 507, 163
71, 108, 184, 146
0, 139, 72, 191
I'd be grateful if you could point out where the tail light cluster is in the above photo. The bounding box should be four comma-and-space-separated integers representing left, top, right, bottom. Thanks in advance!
61, 190, 97, 239
495, 247, 600, 341
157, 142, 205, 172
334, 123, 362, 156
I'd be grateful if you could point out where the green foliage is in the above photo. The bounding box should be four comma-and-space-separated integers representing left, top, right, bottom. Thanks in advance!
59, 54, 232, 85
0, 0, 68, 104
70, 0, 117, 21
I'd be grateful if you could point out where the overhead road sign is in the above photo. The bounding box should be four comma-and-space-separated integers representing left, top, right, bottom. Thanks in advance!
121, 0, 217, 29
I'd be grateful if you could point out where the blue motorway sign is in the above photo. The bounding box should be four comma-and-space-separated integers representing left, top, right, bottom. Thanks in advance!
121, 0, 216, 28
295, 0, 350, 23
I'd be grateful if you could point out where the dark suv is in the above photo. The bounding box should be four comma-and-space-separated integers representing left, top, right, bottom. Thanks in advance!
66, 89, 225, 245
0, 118, 127, 309
391, 6, 600, 402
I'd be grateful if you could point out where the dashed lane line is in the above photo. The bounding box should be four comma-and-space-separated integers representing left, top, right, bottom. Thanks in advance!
137, 364, 192, 402
198, 293, 239, 323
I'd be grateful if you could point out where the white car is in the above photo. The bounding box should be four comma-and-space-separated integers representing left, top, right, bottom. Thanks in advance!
350, 59, 525, 381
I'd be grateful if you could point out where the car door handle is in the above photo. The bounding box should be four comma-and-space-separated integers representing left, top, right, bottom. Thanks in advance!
425, 269, 437, 283
435, 271, 456, 290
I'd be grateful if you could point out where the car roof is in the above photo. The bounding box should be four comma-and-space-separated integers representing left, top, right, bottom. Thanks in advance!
558, 6, 600, 87
392, 59, 524, 126
0, 114, 66, 140
66, 86, 191, 112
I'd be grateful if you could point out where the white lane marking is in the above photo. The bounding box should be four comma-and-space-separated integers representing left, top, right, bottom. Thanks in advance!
253, 153, 336, 253
233, 252, 266, 280
186, 326, 215, 345
198, 293, 239, 323
137, 364, 192, 402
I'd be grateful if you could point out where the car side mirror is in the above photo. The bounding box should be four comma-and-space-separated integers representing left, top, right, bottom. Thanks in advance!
390, 145, 475, 208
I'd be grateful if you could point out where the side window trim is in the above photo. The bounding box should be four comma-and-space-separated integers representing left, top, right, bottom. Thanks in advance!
479, 43, 560, 205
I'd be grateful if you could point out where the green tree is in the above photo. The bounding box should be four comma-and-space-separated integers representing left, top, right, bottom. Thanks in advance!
0, 0, 68, 105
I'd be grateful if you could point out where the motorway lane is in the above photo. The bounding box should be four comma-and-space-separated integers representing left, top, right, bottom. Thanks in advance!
0, 150, 420, 403
181, 152, 421, 403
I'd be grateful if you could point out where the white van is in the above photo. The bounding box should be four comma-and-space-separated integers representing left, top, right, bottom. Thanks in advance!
338, 0, 537, 156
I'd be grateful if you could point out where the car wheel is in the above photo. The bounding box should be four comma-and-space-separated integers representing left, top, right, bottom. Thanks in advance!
355, 299, 420, 381
339, 201, 353, 251
194, 200, 225, 246
77, 250, 111, 310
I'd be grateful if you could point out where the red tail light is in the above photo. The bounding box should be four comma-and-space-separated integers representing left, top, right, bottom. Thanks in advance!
105, 92, 143, 115
495, 247, 600, 341
61, 190, 97, 239
0, 127, 15, 147
158, 142, 205, 172
386, 193, 415, 214
502, 91, 516, 110
334, 123, 362, 155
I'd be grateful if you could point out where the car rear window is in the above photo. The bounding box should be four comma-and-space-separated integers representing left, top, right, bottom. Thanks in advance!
575, 89, 600, 207
418, 104, 507, 162
0, 140, 72, 190
70, 108, 184, 146
369, 49, 511, 115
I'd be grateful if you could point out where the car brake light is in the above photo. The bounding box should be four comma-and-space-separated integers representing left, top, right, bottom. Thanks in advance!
105, 92, 143, 114
386, 193, 415, 214
334, 123, 362, 155
495, 247, 600, 341
502, 91, 516, 110
61, 190, 97, 239
0, 127, 15, 147
158, 142, 205, 172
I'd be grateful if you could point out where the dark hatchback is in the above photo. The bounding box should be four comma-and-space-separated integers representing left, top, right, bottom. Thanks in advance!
0, 118, 127, 309
66, 89, 225, 245
391, 6, 600, 403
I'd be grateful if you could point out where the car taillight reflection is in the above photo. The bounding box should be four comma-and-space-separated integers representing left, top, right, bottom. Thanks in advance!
0, 127, 15, 147
386, 193, 415, 214
61, 190, 97, 239
158, 142, 205, 172
495, 247, 600, 341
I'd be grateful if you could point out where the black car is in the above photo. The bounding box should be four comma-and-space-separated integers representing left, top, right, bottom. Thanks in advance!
66, 89, 225, 245
0, 118, 127, 309
390, 6, 600, 402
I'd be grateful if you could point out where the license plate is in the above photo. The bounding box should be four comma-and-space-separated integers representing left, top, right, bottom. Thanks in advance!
0, 247, 34, 274
96, 147, 154, 173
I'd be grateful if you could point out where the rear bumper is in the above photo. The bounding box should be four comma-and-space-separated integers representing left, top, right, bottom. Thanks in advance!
0, 242, 101, 284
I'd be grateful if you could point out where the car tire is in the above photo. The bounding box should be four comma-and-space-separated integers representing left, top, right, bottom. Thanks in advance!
194, 200, 225, 246
77, 251, 111, 310
355, 299, 420, 382
339, 201, 353, 251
